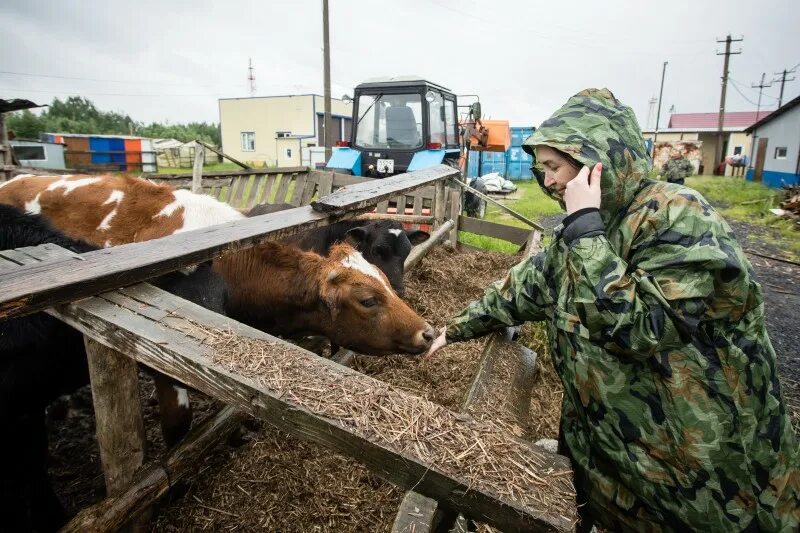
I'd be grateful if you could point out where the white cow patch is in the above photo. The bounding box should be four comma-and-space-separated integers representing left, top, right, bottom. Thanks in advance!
24, 193, 42, 214
174, 385, 190, 408
97, 208, 117, 230
0, 174, 36, 188
46, 176, 102, 194
388, 228, 403, 237
104, 240, 112, 248
341, 252, 392, 293
103, 190, 125, 205
155, 189, 244, 232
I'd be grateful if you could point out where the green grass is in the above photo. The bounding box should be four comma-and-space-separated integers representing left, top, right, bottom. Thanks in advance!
458, 180, 561, 253
153, 162, 244, 174
686, 176, 799, 260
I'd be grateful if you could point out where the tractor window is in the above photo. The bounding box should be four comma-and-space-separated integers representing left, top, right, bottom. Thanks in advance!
355, 93, 423, 150
428, 91, 445, 146
444, 98, 457, 147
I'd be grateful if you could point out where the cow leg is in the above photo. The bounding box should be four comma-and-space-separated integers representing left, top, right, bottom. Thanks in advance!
153, 374, 192, 448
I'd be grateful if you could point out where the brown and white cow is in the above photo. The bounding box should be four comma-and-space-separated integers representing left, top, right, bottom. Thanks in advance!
0, 174, 435, 441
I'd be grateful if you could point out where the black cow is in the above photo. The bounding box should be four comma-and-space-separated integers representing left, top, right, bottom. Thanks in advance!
464, 176, 488, 218
0, 204, 227, 530
248, 203, 429, 297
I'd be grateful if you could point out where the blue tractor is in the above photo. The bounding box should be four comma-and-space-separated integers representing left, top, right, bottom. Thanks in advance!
326, 76, 467, 177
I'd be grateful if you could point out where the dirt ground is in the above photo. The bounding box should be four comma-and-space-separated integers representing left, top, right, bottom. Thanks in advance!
47, 222, 799, 531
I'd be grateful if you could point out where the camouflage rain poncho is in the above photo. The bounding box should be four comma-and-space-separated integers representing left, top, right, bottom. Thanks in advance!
446, 89, 800, 531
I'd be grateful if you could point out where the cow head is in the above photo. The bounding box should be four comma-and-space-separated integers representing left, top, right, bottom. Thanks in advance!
318, 243, 435, 355
343, 220, 429, 297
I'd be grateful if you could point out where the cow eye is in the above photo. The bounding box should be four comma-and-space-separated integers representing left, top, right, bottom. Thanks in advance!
360, 297, 378, 308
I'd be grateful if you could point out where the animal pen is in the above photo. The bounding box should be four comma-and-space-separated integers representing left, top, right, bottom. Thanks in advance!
0, 164, 577, 532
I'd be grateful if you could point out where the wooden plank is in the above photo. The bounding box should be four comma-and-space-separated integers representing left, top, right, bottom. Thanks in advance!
262, 174, 278, 204
150, 176, 234, 189
376, 200, 389, 213
404, 220, 455, 272
194, 140, 252, 170
274, 172, 294, 204
316, 171, 334, 197
227, 175, 248, 208
411, 194, 425, 231
458, 216, 531, 246
451, 179, 544, 231
47, 282, 574, 532
61, 406, 244, 533
145, 167, 306, 180
0, 206, 356, 321
392, 492, 454, 533
313, 165, 458, 214
290, 172, 308, 206
433, 180, 447, 230
357, 213, 435, 224
84, 337, 147, 495
300, 175, 318, 206
244, 175, 266, 208
448, 189, 461, 245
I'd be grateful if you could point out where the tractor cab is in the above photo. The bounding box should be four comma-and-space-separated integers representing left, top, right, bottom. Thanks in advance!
326, 77, 461, 177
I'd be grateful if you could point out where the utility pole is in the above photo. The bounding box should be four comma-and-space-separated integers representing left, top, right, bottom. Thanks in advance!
772, 67, 796, 107
715, 34, 743, 172
748, 73, 773, 170
653, 61, 668, 146
322, 0, 333, 162
247, 58, 256, 97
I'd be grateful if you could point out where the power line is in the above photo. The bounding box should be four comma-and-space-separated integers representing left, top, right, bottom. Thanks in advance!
728, 79, 762, 106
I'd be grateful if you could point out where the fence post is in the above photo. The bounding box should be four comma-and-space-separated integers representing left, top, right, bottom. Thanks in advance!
84, 337, 148, 527
191, 145, 205, 193
447, 189, 461, 247
433, 180, 447, 231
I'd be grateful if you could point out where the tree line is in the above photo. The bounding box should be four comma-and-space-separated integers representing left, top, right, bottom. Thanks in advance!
6, 96, 220, 146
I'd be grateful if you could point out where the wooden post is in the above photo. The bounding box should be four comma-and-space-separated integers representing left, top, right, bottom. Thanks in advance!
0, 113, 14, 182
85, 337, 147, 495
191, 144, 205, 193
448, 189, 461, 247
433, 180, 447, 231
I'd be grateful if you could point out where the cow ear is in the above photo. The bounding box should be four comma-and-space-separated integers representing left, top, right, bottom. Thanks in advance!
321, 273, 342, 319
405, 230, 430, 245
344, 227, 368, 247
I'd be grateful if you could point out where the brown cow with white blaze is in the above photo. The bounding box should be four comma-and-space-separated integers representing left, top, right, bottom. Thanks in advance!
0, 174, 435, 441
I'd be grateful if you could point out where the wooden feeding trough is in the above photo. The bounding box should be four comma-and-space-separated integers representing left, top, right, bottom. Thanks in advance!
0, 164, 576, 531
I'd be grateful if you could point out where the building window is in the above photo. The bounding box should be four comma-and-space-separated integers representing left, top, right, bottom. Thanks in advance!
12, 145, 46, 160
733, 146, 743, 155
240, 132, 255, 152
276, 131, 291, 138
775, 147, 788, 159
286, 148, 292, 159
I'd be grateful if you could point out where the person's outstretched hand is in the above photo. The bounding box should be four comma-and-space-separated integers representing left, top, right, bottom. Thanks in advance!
564, 162, 602, 214
423, 327, 447, 359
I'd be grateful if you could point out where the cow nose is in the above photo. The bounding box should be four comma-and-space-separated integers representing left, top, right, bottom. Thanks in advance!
421, 325, 436, 343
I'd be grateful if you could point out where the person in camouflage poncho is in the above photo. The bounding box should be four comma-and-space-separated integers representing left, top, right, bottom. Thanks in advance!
661, 154, 695, 185
426, 89, 799, 531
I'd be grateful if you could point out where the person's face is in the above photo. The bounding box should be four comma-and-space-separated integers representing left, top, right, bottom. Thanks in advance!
533, 146, 582, 198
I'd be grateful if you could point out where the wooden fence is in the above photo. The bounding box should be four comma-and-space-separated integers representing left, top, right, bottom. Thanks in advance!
0, 165, 574, 531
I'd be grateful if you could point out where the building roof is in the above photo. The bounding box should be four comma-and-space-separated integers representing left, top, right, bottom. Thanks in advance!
744, 94, 800, 133
45, 132, 146, 140
641, 127, 745, 134
667, 111, 772, 130
0, 98, 46, 114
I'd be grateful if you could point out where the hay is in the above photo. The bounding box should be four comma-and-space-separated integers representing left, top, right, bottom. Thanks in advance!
154, 246, 569, 531
200, 325, 574, 518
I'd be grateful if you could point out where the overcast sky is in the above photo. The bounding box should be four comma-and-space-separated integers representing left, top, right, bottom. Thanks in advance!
2, 0, 798, 129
